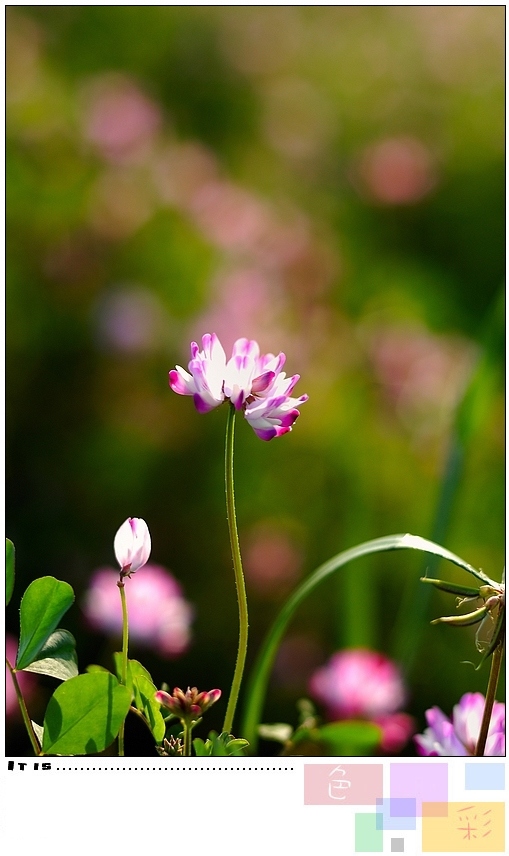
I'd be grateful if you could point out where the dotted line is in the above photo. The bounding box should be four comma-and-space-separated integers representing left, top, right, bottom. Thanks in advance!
55, 766, 294, 771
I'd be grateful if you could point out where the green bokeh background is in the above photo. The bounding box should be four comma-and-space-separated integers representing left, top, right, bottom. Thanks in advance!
6, 6, 505, 755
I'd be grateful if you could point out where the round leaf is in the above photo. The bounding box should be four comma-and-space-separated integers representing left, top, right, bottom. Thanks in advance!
42, 672, 131, 755
16, 577, 75, 671
22, 629, 78, 681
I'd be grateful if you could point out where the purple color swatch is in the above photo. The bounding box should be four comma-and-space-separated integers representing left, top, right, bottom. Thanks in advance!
390, 763, 448, 816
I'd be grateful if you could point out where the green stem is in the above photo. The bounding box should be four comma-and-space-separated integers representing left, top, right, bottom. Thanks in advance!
183, 721, 192, 757
475, 629, 505, 756
6, 658, 41, 756
222, 403, 249, 736
117, 579, 129, 756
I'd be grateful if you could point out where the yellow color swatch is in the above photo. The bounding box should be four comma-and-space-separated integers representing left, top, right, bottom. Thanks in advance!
422, 802, 505, 852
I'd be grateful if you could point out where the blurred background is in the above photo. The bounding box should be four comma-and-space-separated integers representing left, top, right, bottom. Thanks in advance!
5, 5, 505, 755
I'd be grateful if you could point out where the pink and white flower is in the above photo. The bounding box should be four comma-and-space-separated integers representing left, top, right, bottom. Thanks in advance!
169, 333, 307, 439
169, 333, 227, 413
244, 369, 308, 440
114, 517, 151, 575
223, 337, 276, 410
415, 692, 505, 756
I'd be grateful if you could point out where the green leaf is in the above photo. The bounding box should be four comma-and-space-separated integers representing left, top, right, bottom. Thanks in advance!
222, 736, 249, 756
42, 672, 131, 755
193, 731, 249, 757
126, 658, 153, 691
192, 737, 211, 756
6, 539, 15, 606
22, 629, 78, 681
86, 664, 110, 674
241, 533, 492, 752
317, 721, 382, 756
112, 656, 165, 743
112, 652, 134, 698
16, 577, 75, 671
131, 672, 165, 744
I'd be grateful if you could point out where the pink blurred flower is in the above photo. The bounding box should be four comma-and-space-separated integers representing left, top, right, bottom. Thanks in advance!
309, 649, 407, 720
169, 333, 307, 439
415, 692, 505, 756
375, 712, 417, 754
190, 268, 284, 356
114, 517, 151, 576
83, 564, 193, 657
6, 634, 36, 718
354, 136, 437, 205
309, 648, 414, 754
368, 324, 477, 435
81, 74, 161, 163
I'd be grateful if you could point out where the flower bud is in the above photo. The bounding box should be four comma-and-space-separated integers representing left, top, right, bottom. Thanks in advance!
114, 517, 151, 575
155, 686, 221, 724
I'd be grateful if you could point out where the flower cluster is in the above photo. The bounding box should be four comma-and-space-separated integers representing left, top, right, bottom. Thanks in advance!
415, 692, 505, 756
155, 686, 222, 725
169, 333, 308, 440
308, 648, 415, 753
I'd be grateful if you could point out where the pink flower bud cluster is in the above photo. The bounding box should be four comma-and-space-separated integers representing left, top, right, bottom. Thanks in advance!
169, 333, 308, 440
155, 686, 222, 724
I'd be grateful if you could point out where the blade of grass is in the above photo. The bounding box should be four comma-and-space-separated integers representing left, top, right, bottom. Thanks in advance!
240, 533, 486, 752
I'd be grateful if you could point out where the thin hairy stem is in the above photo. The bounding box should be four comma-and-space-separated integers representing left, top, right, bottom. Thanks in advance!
6, 658, 41, 755
117, 579, 129, 756
222, 403, 249, 736
475, 629, 505, 756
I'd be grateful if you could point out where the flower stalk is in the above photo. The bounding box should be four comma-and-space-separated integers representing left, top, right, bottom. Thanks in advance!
475, 628, 505, 756
222, 402, 249, 735
117, 577, 129, 756
6, 659, 41, 756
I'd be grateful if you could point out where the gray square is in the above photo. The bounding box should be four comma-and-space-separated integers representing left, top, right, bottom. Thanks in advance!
391, 839, 404, 853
